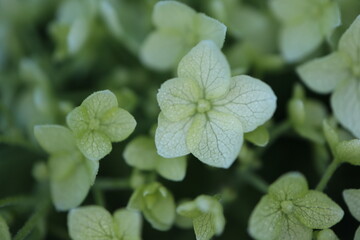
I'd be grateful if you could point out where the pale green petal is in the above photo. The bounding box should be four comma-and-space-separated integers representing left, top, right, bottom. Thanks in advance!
67, 18, 90, 54
153, 1, 195, 30
99, 0, 123, 39
316, 229, 339, 240
68, 206, 114, 240
178, 40, 231, 99
140, 31, 186, 71
82, 90, 118, 117
320, 1, 341, 36
244, 125, 270, 147
157, 77, 200, 121
186, 111, 243, 168
123, 136, 158, 170
156, 156, 187, 181
50, 153, 99, 211
77, 131, 112, 161
248, 195, 283, 240
213, 75, 276, 132
99, 107, 136, 142
269, 172, 308, 201
297, 52, 350, 94
195, 14, 226, 48
294, 190, 344, 229
331, 78, 360, 138
155, 113, 192, 158
66, 106, 90, 136
113, 209, 142, 240
355, 226, 360, 240
339, 15, 360, 62
336, 139, 360, 165
280, 20, 323, 62
270, 0, 310, 22
0, 216, 11, 240
34, 125, 76, 154
343, 189, 360, 221
278, 214, 312, 240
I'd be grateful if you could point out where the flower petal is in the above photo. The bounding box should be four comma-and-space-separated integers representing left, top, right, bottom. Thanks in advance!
77, 131, 112, 161
66, 106, 90, 136
156, 156, 187, 181
343, 189, 360, 221
178, 40, 231, 99
269, 172, 308, 201
195, 14, 227, 48
113, 209, 142, 240
278, 214, 313, 240
157, 77, 200, 121
155, 113, 192, 158
123, 136, 158, 170
82, 90, 118, 117
270, 0, 310, 22
339, 15, 360, 63
186, 111, 243, 168
213, 75, 276, 132
331, 78, 360, 138
320, 1, 341, 36
100, 107, 136, 142
294, 190, 344, 229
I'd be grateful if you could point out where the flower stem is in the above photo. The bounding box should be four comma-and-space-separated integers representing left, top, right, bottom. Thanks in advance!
95, 178, 130, 191
258, 120, 291, 156
315, 159, 341, 191
0, 196, 33, 208
240, 169, 269, 194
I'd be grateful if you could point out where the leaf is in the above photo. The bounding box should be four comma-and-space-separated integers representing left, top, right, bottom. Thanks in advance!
343, 189, 360, 221
336, 139, 360, 165
99, 107, 136, 142
68, 206, 114, 240
156, 156, 187, 181
155, 113, 192, 158
339, 15, 360, 63
331, 78, 360, 138
294, 191, 344, 229
297, 52, 350, 94
186, 111, 243, 168
77, 131, 112, 161
0, 216, 11, 240
123, 136, 158, 170
50, 153, 99, 211
34, 125, 77, 154
178, 40, 231, 100
244, 125, 269, 147
269, 172, 308, 201
248, 195, 283, 240
195, 14, 226, 49
157, 77, 200, 121
213, 75, 276, 132
113, 209, 142, 240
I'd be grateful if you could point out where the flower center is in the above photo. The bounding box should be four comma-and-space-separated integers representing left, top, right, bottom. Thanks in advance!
352, 64, 360, 78
197, 99, 211, 113
88, 118, 100, 130
281, 200, 294, 215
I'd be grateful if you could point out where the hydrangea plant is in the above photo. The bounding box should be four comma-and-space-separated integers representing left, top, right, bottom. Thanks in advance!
0, 216, 11, 240
34, 125, 99, 210
140, 1, 226, 71
66, 90, 136, 161
155, 40, 276, 168
68, 205, 142, 240
248, 172, 344, 240
298, 15, 360, 139
270, 0, 341, 62
343, 189, 360, 239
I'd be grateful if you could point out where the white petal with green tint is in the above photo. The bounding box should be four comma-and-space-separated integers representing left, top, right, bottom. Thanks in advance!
113, 209, 142, 240
178, 40, 231, 99
156, 156, 187, 181
248, 195, 283, 240
99, 107, 136, 142
140, 31, 186, 71
270, 0, 310, 22
82, 90, 118, 117
316, 229, 339, 240
339, 16, 360, 62
336, 139, 360, 165
195, 14, 227, 48
269, 172, 308, 201
297, 52, 350, 94
67, 18, 90, 54
77, 131, 112, 161
320, 1, 341, 36
294, 191, 344, 229
245, 125, 270, 147
186, 111, 243, 168
331, 78, 360, 138
355, 226, 360, 240
123, 136, 158, 170
34, 125, 76, 154
278, 214, 312, 240
213, 75, 276, 132
0, 216, 11, 240
157, 77, 200, 121
68, 206, 114, 240
343, 189, 360, 221
280, 20, 322, 62
66, 106, 90, 136
155, 113, 192, 158
153, 1, 195, 30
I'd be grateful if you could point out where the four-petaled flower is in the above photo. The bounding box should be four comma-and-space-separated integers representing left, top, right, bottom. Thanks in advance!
140, 1, 226, 71
155, 40, 276, 168
67, 90, 136, 161
249, 172, 344, 240
297, 16, 360, 139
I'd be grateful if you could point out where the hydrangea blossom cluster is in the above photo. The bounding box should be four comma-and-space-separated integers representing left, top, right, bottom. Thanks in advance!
155, 40, 276, 168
